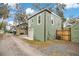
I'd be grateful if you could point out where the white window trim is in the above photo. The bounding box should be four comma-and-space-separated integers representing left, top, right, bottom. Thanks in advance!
37, 14, 41, 25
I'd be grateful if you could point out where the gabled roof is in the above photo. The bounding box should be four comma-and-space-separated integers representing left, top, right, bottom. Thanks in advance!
27, 9, 60, 20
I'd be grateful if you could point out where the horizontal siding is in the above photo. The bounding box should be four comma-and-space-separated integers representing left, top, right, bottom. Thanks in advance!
28, 11, 62, 41
29, 12, 45, 41
46, 11, 62, 40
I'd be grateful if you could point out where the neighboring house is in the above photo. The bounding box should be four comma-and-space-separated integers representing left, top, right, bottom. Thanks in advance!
16, 23, 28, 35
6, 24, 11, 30
63, 21, 73, 27
6, 24, 16, 32
64, 18, 79, 28
6, 24, 12, 31
27, 9, 62, 41
71, 23, 79, 43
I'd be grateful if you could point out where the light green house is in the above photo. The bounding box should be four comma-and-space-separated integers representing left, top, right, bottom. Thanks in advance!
27, 9, 62, 41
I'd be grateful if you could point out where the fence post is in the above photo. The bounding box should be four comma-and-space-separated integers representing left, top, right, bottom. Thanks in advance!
56, 30, 57, 39
69, 28, 71, 41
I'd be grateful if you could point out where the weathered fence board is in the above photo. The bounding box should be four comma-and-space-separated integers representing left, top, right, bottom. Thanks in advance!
56, 28, 71, 41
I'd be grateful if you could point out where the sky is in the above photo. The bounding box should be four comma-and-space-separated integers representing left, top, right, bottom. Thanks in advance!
7, 3, 79, 25
64, 3, 79, 18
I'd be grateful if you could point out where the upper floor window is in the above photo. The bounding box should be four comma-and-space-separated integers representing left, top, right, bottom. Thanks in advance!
51, 20, 53, 24
51, 15, 54, 24
32, 19, 33, 22
37, 14, 41, 25
28, 20, 31, 27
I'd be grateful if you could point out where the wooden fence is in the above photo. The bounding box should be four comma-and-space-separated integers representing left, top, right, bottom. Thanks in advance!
56, 28, 71, 41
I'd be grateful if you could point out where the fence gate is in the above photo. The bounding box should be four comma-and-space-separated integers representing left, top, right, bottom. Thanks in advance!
56, 28, 71, 41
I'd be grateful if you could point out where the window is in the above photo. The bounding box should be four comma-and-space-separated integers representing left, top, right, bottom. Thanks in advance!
37, 15, 41, 25
38, 16, 40, 23
51, 20, 53, 24
28, 20, 31, 27
51, 15, 54, 25
32, 19, 33, 22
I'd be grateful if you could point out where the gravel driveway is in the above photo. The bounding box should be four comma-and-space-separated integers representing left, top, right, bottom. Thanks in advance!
0, 34, 44, 56
0, 33, 79, 56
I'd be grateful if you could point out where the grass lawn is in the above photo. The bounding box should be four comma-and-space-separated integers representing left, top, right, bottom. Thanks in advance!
23, 39, 70, 49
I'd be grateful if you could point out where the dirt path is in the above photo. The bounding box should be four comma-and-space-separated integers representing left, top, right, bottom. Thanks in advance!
0, 34, 44, 56
34, 40, 79, 56
43, 43, 79, 56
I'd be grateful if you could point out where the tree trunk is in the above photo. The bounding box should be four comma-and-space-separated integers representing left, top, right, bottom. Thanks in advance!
61, 17, 65, 30
61, 19, 64, 30
0, 21, 3, 30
